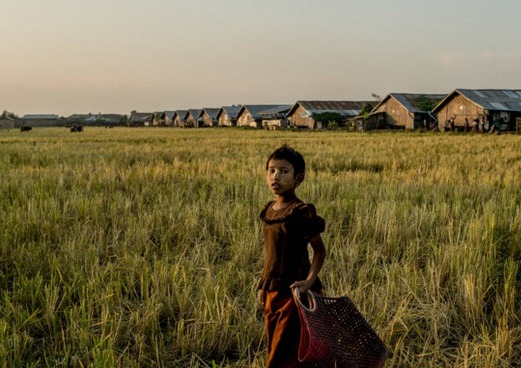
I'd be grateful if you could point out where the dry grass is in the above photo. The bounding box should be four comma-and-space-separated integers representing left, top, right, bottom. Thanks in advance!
1, 127, 520, 367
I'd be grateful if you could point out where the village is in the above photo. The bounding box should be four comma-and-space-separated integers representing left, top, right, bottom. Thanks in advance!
2, 88, 521, 133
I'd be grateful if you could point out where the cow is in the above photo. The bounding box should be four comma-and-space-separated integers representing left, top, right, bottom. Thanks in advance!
70, 125, 83, 132
20, 126, 32, 132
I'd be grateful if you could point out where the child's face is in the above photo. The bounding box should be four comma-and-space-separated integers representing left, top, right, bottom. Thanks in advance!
266, 159, 300, 196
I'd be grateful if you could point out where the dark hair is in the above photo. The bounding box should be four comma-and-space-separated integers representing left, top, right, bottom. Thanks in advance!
265, 145, 306, 175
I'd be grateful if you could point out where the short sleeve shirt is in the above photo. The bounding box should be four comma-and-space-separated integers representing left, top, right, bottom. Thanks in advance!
258, 199, 325, 292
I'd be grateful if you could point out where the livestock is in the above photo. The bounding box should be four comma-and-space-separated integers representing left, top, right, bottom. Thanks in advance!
70, 125, 83, 132
20, 126, 32, 132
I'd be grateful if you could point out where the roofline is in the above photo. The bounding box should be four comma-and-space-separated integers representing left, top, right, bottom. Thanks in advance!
286, 100, 375, 117
216, 107, 224, 119
370, 95, 392, 113
237, 105, 247, 118
372, 93, 446, 113
431, 89, 482, 113
286, 101, 303, 118
216, 105, 243, 119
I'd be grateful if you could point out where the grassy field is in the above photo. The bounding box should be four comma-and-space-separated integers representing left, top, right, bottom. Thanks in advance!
1, 127, 520, 367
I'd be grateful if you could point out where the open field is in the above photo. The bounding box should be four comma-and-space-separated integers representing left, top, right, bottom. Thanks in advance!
1, 127, 520, 367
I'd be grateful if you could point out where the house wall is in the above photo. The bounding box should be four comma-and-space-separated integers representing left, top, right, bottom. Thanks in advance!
0, 119, 15, 129
237, 112, 256, 127
218, 113, 230, 127
201, 113, 214, 127
374, 98, 413, 129
436, 94, 484, 131
23, 118, 61, 127
264, 119, 289, 130
289, 104, 315, 129
184, 114, 196, 127
173, 116, 186, 127
133, 117, 148, 126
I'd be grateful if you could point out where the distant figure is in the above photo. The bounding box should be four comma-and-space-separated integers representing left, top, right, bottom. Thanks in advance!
445, 119, 452, 131
472, 118, 479, 132
490, 118, 501, 135
20, 126, 32, 132
479, 117, 485, 133
484, 117, 490, 132
464, 118, 469, 132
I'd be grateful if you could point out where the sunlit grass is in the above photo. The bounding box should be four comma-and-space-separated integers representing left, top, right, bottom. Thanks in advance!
1, 127, 520, 367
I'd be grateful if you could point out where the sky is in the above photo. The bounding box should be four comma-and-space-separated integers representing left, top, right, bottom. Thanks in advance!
1, 0, 521, 116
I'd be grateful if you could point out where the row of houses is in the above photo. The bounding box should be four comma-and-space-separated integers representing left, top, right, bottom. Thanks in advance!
364, 89, 521, 132
129, 101, 373, 130
128, 89, 521, 132
0, 113, 128, 129
2, 89, 521, 132
0, 114, 63, 129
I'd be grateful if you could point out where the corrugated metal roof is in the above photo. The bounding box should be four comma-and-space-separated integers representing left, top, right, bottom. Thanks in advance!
173, 110, 188, 119
23, 114, 60, 119
257, 105, 291, 116
84, 114, 125, 123
288, 101, 375, 118
386, 93, 445, 113
68, 114, 92, 119
201, 108, 221, 119
219, 105, 242, 119
130, 112, 153, 122
242, 104, 291, 119
187, 109, 202, 118
163, 111, 175, 119
456, 89, 521, 112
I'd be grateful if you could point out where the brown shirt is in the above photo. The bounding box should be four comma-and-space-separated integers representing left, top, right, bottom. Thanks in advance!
258, 199, 325, 292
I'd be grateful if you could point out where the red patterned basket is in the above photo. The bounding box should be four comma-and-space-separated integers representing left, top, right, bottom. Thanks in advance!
293, 289, 389, 368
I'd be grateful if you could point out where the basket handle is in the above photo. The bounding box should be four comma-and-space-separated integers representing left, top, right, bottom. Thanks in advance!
293, 288, 317, 312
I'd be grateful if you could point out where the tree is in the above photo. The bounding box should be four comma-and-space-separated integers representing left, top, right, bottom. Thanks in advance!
358, 102, 374, 118
412, 95, 441, 112
312, 112, 344, 128
371, 93, 382, 102
352, 102, 376, 131
0, 110, 18, 119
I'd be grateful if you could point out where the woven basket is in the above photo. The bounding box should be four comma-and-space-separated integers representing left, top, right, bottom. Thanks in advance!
293, 289, 388, 368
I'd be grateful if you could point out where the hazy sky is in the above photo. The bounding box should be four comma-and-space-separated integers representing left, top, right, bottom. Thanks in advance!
1, 0, 520, 116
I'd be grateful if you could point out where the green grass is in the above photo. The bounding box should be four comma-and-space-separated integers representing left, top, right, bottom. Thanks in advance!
1, 127, 520, 367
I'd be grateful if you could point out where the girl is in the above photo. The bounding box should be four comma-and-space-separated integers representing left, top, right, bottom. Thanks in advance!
258, 145, 327, 368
